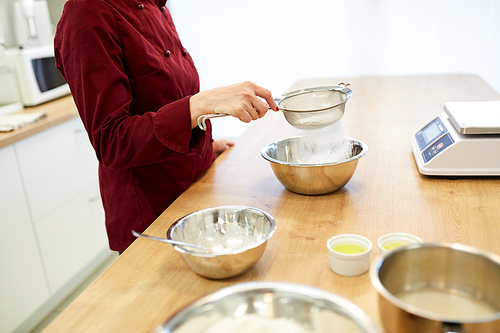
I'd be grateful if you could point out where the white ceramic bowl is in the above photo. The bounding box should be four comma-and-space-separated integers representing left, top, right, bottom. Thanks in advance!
327, 234, 373, 276
377, 232, 423, 256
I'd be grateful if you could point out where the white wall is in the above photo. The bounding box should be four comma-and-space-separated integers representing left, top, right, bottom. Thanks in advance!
168, 0, 500, 140
2, 0, 498, 140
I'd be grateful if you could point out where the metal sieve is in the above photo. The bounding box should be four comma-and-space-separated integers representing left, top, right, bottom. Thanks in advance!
197, 83, 352, 131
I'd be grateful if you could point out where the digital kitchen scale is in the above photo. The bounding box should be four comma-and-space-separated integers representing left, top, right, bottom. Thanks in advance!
411, 101, 500, 176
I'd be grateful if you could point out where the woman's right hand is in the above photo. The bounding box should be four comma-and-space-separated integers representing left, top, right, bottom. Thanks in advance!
189, 81, 279, 129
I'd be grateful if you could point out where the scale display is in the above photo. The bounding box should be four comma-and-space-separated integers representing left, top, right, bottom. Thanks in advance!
414, 117, 454, 163
410, 111, 500, 176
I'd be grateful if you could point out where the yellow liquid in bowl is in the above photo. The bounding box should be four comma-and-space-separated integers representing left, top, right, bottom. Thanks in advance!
332, 244, 366, 254
382, 242, 409, 251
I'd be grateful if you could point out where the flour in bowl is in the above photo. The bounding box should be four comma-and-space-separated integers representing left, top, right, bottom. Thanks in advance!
291, 121, 356, 164
172, 311, 364, 333
204, 314, 310, 333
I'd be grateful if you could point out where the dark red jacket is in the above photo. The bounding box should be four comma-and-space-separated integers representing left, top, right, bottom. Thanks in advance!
55, 0, 215, 251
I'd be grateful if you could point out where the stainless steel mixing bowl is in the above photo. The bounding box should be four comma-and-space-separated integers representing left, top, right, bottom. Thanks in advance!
261, 136, 368, 195
154, 282, 383, 333
370, 243, 500, 333
166, 206, 276, 279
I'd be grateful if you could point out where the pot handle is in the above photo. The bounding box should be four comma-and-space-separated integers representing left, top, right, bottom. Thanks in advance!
441, 322, 463, 333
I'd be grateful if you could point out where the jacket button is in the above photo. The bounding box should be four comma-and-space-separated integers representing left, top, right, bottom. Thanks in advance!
137, 3, 145, 9
182, 49, 188, 57
160, 6, 166, 12
163, 50, 171, 57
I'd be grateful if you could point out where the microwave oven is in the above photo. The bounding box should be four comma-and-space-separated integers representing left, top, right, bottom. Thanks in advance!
6, 45, 70, 106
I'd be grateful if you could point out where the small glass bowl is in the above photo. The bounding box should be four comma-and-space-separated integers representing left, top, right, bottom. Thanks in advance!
377, 232, 423, 256
327, 234, 373, 276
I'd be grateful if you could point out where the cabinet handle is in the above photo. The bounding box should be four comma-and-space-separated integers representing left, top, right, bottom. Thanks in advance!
88, 195, 100, 203
74, 128, 85, 134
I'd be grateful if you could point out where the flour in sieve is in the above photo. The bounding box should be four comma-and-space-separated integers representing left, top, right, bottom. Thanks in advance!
289, 108, 344, 130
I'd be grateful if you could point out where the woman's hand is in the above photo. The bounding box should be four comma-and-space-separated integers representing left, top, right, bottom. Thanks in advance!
212, 139, 235, 157
189, 81, 279, 129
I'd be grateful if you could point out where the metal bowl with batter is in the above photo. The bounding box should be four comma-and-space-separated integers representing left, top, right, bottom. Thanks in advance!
166, 206, 276, 279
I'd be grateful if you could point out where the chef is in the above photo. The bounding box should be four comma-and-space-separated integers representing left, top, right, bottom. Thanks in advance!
54, 0, 279, 252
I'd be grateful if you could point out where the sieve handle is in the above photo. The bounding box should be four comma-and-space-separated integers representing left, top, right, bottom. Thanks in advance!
197, 101, 279, 131
197, 113, 230, 131
337, 82, 353, 100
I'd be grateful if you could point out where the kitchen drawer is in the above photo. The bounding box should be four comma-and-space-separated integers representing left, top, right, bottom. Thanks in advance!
14, 117, 98, 221
34, 181, 109, 292
0, 145, 50, 333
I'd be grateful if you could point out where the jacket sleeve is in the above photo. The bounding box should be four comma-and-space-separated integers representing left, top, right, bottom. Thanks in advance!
54, 0, 207, 170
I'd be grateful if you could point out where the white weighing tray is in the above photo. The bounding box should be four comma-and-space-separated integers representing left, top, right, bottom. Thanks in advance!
411, 101, 500, 176
445, 101, 500, 134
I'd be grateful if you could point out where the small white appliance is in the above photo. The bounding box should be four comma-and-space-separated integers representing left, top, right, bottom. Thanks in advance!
5, 45, 70, 106
13, 0, 54, 48
0, 44, 23, 114
410, 101, 500, 176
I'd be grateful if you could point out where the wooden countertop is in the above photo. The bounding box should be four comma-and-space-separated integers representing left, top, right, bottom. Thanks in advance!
0, 95, 77, 149
43, 74, 500, 332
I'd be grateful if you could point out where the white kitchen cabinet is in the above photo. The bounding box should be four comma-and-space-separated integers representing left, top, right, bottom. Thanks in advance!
35, 182, 108, 292
14, 117, 97, 222
0, 116, 112, 333
0, 145, 50, 333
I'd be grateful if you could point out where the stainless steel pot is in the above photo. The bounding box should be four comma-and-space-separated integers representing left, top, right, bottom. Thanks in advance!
197, 83, 352, 131
370, 243, 500, 333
